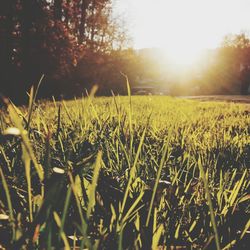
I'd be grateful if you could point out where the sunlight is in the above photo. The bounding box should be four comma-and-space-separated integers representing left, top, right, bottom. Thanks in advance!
162, 44, 203, 67
127, 0, 219, 65
115, 0, 250, 65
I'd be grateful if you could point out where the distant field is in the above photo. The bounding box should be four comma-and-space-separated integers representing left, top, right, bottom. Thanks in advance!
0, 96, 249, 249
182, 95, 250, 104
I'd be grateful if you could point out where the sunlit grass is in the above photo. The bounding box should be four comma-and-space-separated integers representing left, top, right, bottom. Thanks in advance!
0, 93, 249, 249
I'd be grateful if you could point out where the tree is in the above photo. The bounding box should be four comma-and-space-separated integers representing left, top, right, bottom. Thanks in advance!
221, 33, 250, 94
0, 0, 78, 101
221, 32, 250, 65
0, 0, 130, 102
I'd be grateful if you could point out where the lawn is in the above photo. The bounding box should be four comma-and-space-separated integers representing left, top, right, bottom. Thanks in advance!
0, 94, 249, 249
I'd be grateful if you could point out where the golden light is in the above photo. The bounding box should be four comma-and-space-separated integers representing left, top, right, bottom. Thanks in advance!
115, 0, 250, 66
162, 43, 203, 67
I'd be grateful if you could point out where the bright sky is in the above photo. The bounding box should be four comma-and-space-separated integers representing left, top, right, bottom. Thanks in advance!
114, 0, 250, 64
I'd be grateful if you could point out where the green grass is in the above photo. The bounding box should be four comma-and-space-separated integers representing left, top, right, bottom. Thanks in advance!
0, 94, 249, 249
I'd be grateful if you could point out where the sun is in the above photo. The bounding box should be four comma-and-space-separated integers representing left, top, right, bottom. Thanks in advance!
115, 0, 250, 66
124, 0, 213, 66
162, 43, 203, 67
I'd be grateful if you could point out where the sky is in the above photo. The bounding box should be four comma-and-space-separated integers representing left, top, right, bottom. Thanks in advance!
114, 0, 250, 51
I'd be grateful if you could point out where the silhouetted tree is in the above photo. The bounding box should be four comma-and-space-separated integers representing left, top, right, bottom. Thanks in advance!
0, 0, 130, 102
221, 33, 250, 94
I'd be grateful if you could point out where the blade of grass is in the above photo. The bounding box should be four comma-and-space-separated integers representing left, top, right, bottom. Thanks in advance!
56, 104, 61, 138
61, 186, 72, 232
68, 173, 91, 249
62, 100, 74, 127
152, 224, 164, 249
240, 219, 250, 240
197, 157, 221, 250
122, 189, 145, 224
119, 128, 146, 222
4, 98, 44, 181
21, 143, 33, 222
53, 211, 70, 250
27, 75, 44, 132
146, 123, 174, 227
120, 72, 133, 157
228, 169, 247, 207
0, 167, 15, 241
117, 128, 146, 250
87, 151, 102, 219
0, 110, 5, 132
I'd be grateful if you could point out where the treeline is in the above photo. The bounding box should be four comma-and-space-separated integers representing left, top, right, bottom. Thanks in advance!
196, 33, 250, 95
0, 0, 130, 103
130, 33, 250, 96
1, 1, 250, 103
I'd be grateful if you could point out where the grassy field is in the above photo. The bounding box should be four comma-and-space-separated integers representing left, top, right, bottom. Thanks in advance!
0, 93, 249, 249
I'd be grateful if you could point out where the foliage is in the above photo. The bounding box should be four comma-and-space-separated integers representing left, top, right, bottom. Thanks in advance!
0, 92, 249, 249
0, 0, 130, 102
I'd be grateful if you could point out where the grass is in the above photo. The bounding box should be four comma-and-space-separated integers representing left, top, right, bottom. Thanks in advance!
0, 92, 249, 249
